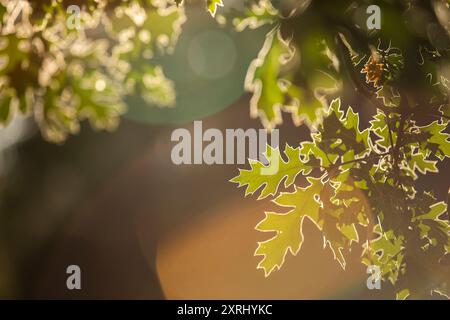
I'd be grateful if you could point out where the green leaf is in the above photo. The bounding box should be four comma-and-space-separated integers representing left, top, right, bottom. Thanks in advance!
396, 289, 410, 300
415, 201, 447, 221
363, 228, 405, 285
419, 120, 450, 160
286, 83, 328, 127
255, 173, 367, 275
370, 110, 392, 151
320, 175, 367, 268
319, 99, 370, 160
206, 0, 223, 17
255, 177, 324, 276
413, 201, 449, 246
407, 147, 438, 178
230, 144, 310, 199
297, 99, 372, 170
245, 28, 296, 129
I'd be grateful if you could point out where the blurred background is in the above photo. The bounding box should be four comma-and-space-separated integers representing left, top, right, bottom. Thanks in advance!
0, 1, 449, 299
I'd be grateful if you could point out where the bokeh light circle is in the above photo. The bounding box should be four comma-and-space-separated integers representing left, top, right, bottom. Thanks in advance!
187, 30, 237, 80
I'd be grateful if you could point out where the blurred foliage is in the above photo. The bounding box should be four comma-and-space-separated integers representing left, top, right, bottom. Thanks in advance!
0, 0, 185, 142
231, 0, 450, 299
